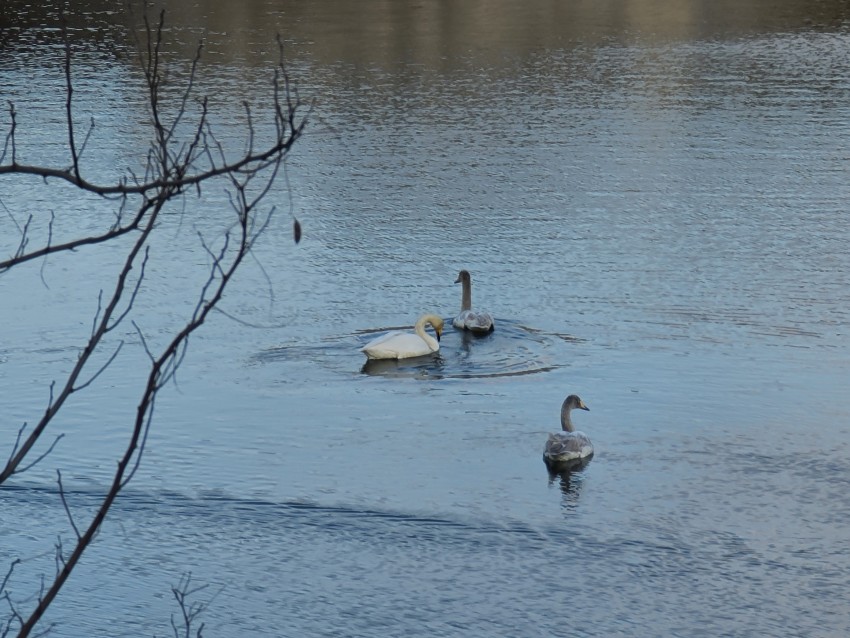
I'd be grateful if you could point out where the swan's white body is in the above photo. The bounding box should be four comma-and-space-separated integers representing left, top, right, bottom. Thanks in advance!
453, 270, 494, 333
361, 314, 444, 360
543, 395, 593, 464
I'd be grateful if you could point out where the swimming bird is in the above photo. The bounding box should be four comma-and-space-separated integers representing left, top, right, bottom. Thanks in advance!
452, 269, 494, 333
543, 394, 592, 467
360, 314, 444, 360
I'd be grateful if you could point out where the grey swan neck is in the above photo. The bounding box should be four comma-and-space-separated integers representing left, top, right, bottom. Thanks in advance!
560, 404, 576, 432
460, 277, 472, 311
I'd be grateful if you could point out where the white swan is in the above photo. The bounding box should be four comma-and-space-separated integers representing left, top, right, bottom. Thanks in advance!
361, 314, 444, 360
543, 394, 592, 466
452, 270, 494, 333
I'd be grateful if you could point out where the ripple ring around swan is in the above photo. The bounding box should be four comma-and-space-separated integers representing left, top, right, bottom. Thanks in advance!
254, 319, 584, 380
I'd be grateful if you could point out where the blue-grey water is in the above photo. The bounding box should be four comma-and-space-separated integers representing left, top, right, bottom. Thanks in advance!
2, 1, 850, 636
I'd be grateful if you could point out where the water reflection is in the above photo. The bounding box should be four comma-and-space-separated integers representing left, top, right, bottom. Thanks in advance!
546, 456, 593, 507
545, 454, 594, 475
455, 326, 495, 352
360, 352, 445, 378
8, 0, 847, 67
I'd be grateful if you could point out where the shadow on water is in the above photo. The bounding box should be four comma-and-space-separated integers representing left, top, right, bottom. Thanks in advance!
1, 481, 564, 547
254, 319, 584, 380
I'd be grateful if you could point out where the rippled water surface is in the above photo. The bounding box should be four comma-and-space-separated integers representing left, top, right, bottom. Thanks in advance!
2, 1, 850, 636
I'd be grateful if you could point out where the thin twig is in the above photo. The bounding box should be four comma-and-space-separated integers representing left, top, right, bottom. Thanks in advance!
56, 471, 81, 541
0, 201, 154, 272
0, 560, 20, 593
167, 41, 205, 147
9, 214, 32, 264
54, 537, 66, 572
132, 320, 156, 363
38, 211, 55, 289
60, 8, 81, 181
75, 116, 96, 162
15, 434, 65, 476
72, 342, 124, 393
6, 424, 27, 466
106, 246, 151, 332
2, 101, 18, 165
91, 290, 104, 338
120, 394, 156, 489
0, 195, 22, 233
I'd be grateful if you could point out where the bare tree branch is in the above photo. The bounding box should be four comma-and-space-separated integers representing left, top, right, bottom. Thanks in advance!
105, 247, 150, 333
3, 6, 309, 635
163, 573, 224, 638
0, 193, 162, 484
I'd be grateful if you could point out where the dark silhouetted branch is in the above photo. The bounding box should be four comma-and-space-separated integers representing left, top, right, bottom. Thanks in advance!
3, 5, 308, 636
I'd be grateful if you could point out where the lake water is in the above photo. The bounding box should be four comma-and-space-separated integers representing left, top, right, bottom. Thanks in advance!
2, 1, 850, 636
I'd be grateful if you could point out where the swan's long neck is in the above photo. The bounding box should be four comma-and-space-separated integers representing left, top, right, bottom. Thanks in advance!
460, 278, 472, 311
415, 316, 440, 352
560, 404, 575, 432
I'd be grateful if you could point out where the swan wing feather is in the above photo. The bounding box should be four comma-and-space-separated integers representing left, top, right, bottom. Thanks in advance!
453, 310, 494, 333
543, 431, 593, 461
361, 331, 435, 360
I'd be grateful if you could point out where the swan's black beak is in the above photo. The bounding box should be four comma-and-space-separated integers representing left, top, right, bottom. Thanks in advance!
580, 401, 590, 411
454, 275, 461, 284
436, 330, 442, 342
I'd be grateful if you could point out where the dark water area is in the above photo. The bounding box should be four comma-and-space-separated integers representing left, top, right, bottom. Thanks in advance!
2, 1, 850, 636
